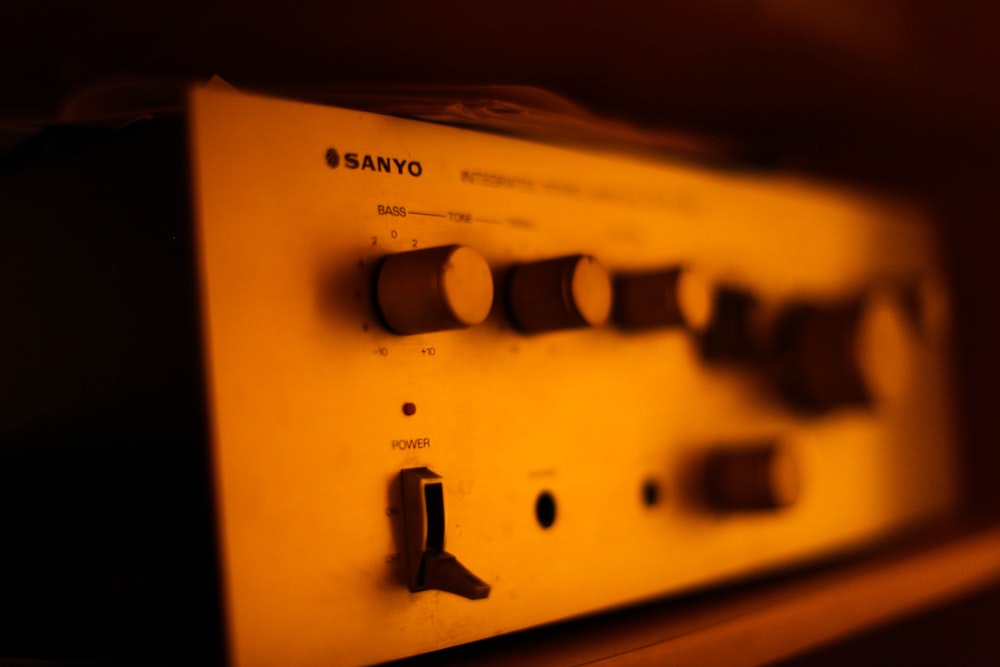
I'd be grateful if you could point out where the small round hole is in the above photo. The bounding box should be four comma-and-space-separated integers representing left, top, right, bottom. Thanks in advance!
402, 402, 416, 416
642, 479, 661, 507
535, 491, 557, 528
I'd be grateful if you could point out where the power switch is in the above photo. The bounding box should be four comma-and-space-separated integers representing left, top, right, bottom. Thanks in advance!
400, 468, 491, 600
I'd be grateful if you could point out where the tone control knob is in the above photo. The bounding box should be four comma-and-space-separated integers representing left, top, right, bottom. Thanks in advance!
699, 287, 766, 362
507, 255, 612, 332
376, 245, 494, 335
614, 267, 714, 331
705, 444, 800, 512
774, 291, 914, 411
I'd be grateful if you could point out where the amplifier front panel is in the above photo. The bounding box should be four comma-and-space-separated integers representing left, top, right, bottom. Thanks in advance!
189, 87, 957, 665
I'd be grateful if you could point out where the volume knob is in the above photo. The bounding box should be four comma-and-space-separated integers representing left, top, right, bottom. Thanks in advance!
376, 245, 494, 335
507, 255, 612, 333
774, 291, 914, 411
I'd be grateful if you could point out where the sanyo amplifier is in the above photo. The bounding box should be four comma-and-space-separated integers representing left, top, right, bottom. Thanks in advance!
0, 86, 959, 665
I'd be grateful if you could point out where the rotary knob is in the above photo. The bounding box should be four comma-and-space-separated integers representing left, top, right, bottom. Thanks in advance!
699, 288, 771, 363
376, 245, 494, 335
614, 267, 714, 331
705, 443, 800, 512
507, 255, 612, 333
773, 291, 914, 411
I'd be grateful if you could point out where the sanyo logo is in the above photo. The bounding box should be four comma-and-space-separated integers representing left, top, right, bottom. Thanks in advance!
325, 148, 423, 177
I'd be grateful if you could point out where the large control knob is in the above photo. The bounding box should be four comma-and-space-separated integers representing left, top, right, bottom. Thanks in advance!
614, 267, 714, 332
376, 245, 494, 335
774, 291, 914, 411
705, 443, 800, 512
507, 255, 612, 333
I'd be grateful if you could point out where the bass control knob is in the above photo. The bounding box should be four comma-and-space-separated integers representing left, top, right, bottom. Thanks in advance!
507, 255, 612, 333
376, 245, 494, 335
705, 443, 800, 512
614, 267, 714, 331
774, 291, 914, 411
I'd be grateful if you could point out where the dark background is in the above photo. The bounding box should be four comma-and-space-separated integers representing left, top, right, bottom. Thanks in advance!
2, 2, 998, 663
3, 1, 1000, 184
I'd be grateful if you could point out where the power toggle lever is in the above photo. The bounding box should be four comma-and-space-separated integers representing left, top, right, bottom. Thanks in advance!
399, 468, 491, 600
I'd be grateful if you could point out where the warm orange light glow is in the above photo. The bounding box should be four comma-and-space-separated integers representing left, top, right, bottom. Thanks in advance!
189, 86, 958, 665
